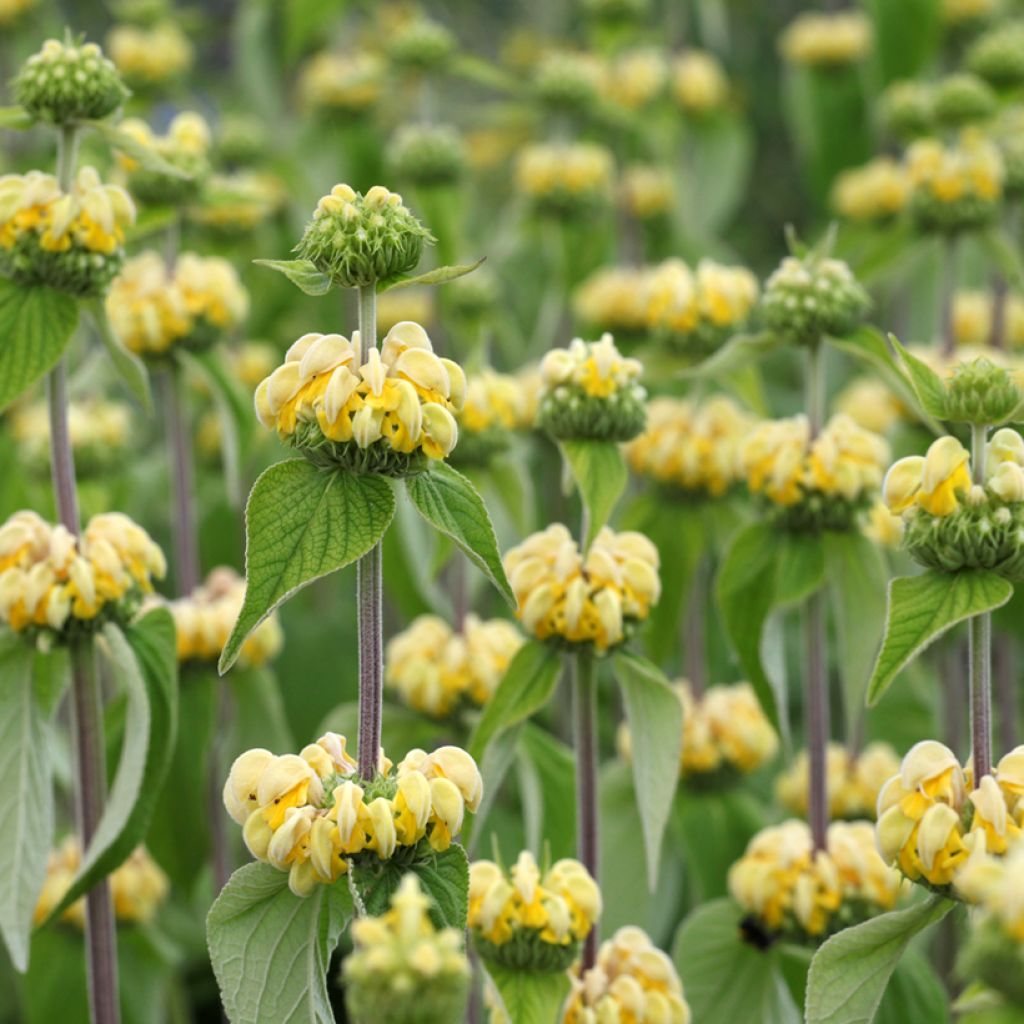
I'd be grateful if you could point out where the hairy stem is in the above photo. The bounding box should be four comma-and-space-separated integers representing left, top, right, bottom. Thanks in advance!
356, 285, 384, 780
572, 649, 600, 970
970, 422, 992, 781
684, 555, 708, 697
160, 366, 201, 596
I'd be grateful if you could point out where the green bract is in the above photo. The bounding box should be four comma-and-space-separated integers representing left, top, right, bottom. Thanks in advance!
903, 501, 1024, 580
537, 385, 647, 442
389, 123, 466, 187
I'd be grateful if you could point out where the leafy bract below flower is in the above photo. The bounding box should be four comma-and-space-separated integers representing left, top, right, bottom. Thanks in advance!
563, 926, 691, 1024
254, 321, 464, 475
385, 613, 524, 718
106, 21, 193, 87
536, 333, 646, 442
35, 839, 168, 928
626, 395, 753, 499
514, 142, 615, 217
298, 51, 383, 114
117, 111, 211, 205
503, 524, 660, 653
831, 157, 910, 223
106, 250, 249, 358
778, 10, 873, 67
729, 820, 903, 944
906, 132, 1004, 233
644, 258, 760, 357
451, 369, 528, 466
343, 874, 470, 1024
671, 49, 730, 114
167, 567, 283, 668
15, 37, 127, 125
776, 742, 901, 822
618, 681, 778, 785
223, 734, 483, 897
953, 289, 1024, 349
0, 167, 135, 297
469, 851, 601, 971
741, 413, 890, 531
875, 740, 1024, 894
882, 429, 1024, 578
0, 510, 165, 642
11, 398, 130, 476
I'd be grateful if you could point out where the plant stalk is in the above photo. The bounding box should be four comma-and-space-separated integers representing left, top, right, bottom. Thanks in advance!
160, 365, 201, 597
970, 422, 992, 781
572, 649, 599, 970
684, 555, 708, 697
356, 285, 384, 781
940, 237, 959, 358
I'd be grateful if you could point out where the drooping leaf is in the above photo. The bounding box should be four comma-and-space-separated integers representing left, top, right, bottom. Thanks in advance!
805, 895, 954, 1024
43, 610, 178, 923
877, 951, 950, 1024
252, 258, 332, 296
405, 461, 514, 606
207, 862, 353, 1024
84, 299, 152, 412
378, 257, 485, 293
613, 651, 683, 887
864, 0, 941, 82
559, 440, 628, 546
868, 570, 1014, 705
0, 278, 78, 412
85, 120, 192, 179
672, 899, 800, 1024
484, 963, 571, 1024
0, 643, 54, 972
890, 334, 948, 419
469, 641, 562, 761
773, 531, 826, 608
516, 724, 576, 862
221, 460, 395, 673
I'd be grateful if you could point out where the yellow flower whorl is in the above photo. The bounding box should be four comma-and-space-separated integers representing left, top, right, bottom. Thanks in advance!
107, 22, 193, 86
671, 49, 730, 114
11, 398, 130, 474
779, 11, 873, 67
515, 142, 615, 215
299, 52, 384, 113
832, 157, 910, 223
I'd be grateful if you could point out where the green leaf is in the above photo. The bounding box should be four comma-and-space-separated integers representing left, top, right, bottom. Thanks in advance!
864, 0, 940, 82
0, 106, 33, 130
824, 532, 889, 739
84, 299, 152, 412
252, 258, 332, 297
350, 843, 469, 929
0, 278, 78, 412
773, 532, 826, 608
451, 54, 521, 93
469, 641, 562, 761
516, 725, 576, 862
867, 570, 1014, 705
207, 862, 353, 1024
805, 895, 954, 1024
378, 257, 485, 293
680, 331, 784, 380
672, 899, 800, 1024
85, 120, 191, 179
979, 229, 1024, 292
484, 963, 571, 1024
559, 440, 627, 546
890, 334, 948, 419
877, 951, 950, 1024
221, 460, 395, 673
613, 652, 683, 887
0, 643, 54, 972
43, 610, 178, 924
405, 461, 514, 606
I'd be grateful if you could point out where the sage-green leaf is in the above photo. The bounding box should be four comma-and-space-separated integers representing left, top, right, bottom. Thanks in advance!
516, 724, 576, 862
85, 120, 191, 179
207, 862, 353, 1024
0, 643, 53, 972
979, 229, 1024, 292
877, 951, 950, 1024
405, 461, 514, 606
867, 570, 1014, 705
0, 278, 78, 411
613, 651, 683, 887
805, 895, 954, 1024
559, 440, 627, 546
774, 531, 826, 608
221, 460, 395, 673
469, 640, 562, 761
349, 843, 469, 929
84, 299, 152, 412
0, 105, 32, 130
672, 899, 800, 1024
252, 258, 332, 296
484, 963, 571, 1024
378, 257, 485, 292
890, 334, 948, 419
680, 331, 784, 380
42, 610, 177, 924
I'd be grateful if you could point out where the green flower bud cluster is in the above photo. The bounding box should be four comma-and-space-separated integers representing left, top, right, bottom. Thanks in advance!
15, 38, 128, 125
760, 253, 870, 345
389, 123, 466, 187
387, 18, 456, 73
966, 20, 1024, 90
879, 80, 934, 141
215, 113, 269, 167
447, 265, 499, 319
2, 233, 123, 297
945, 359, 1022, 425
297, 183, 433, 289
290, 419, 431, 477
534, 52, 603, 115
933, 73, 997, 129
903, 500, 1024, 580
958, 917, 1024, 1007
763, 492, 871, 534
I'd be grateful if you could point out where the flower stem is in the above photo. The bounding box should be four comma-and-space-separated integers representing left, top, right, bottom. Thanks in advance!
571, 648, 599, 970
684, 555, 708, 697
804, 590, 830, 853
940, 236, 959, 358
356, 284, 384, 781
970, 421, 992, 781
805, 340, 825, 439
